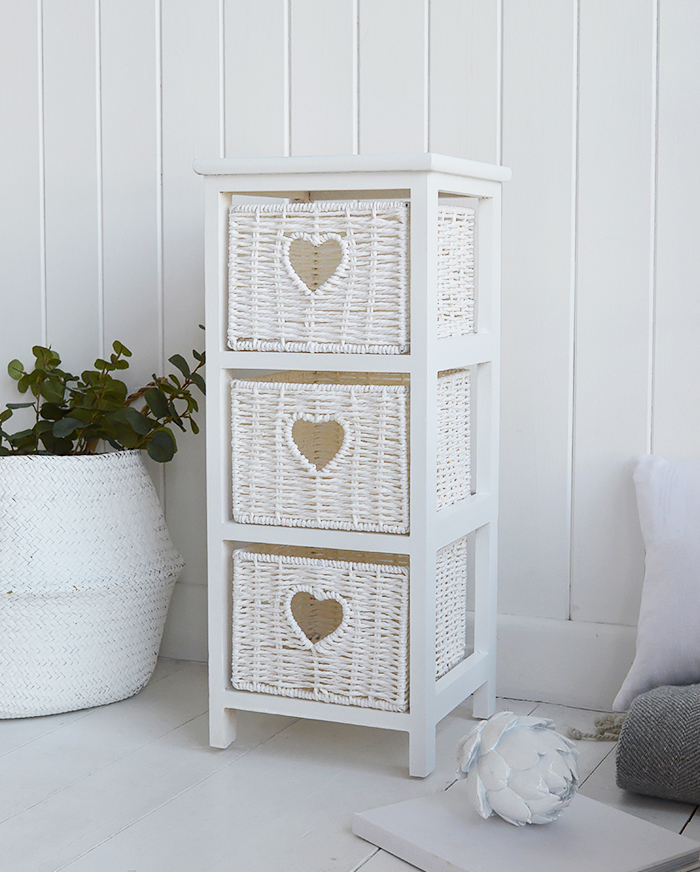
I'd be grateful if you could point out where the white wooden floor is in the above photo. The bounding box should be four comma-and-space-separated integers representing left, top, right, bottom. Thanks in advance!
1, 658, 698, 872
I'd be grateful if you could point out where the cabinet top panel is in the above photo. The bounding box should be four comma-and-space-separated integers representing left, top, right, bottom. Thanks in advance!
193, 153, 511, 183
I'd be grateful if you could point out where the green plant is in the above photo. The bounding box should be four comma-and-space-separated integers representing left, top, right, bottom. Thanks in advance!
0, 336, 205, 463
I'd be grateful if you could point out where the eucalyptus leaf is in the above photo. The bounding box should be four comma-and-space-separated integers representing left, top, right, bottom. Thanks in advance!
167, 401, 183, 428
2, 338, 203, 460
53, 417, 83, 438
144, 387, 169, 418
112, 340, 132, 357
51, 436, 74, 455
190, 372, 206, 394
8, 359, 24, 380
146, 428, 176, 463
169, 354, 190, 378
103, 420, 139, 449
40, 378, 65, 404
40, 402, 63, 420
124, 407, 152, 435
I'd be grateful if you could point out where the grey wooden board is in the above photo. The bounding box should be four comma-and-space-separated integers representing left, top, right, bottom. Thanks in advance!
353, 785, 700, 872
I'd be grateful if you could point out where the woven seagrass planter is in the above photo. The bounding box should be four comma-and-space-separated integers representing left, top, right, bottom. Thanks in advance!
0, 451, 184, 718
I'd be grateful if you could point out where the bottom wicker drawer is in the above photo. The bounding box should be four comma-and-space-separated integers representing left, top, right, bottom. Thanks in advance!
231, 539, 470, 712
231, 546, 410, 712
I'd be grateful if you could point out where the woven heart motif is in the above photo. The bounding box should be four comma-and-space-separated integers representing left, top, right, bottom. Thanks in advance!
289, 416, 346, 473
289, 590, 344, 645
283, 233, 346, 294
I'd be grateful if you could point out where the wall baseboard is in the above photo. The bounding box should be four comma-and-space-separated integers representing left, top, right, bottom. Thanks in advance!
497, 615, 637, 711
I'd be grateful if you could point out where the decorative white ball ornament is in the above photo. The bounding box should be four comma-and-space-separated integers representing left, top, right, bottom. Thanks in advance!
457, 711, 579, 826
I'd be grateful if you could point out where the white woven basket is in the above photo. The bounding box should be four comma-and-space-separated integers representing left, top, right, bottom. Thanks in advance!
231, 538, 471, 709
227, 200, 476, 353
228, 200, 410, 354
0, 451, 184, 718
231, 546, 410, 711
437, 206, 476, 339
435, 535, 470, 678
231, 371, 411, 533
437, 368, 472, 511
231, 369, 471, 532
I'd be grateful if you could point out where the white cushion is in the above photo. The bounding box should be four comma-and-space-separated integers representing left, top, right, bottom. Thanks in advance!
613, 455, 700, 711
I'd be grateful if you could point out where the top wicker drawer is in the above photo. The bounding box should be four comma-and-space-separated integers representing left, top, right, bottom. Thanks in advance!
228, 200, 475, 354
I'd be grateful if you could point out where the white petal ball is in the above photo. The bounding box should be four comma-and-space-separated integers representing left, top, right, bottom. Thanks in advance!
457, 711, 579, 826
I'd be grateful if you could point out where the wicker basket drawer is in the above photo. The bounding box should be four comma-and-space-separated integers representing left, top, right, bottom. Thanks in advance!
231, 546, 410, 711
228, 200, 409, 354
227, 200, 475, 354
230, 369, 471, 532
230, 537, 470, 710
230, 371, 410, 534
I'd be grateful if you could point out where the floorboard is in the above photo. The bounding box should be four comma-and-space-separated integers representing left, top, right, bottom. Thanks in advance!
0, 659, 696, 872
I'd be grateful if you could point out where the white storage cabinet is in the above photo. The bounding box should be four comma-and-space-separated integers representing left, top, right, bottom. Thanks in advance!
195, 154, 509, 777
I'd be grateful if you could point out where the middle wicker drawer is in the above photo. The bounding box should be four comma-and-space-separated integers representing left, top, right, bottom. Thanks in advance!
230, 371, 410, 533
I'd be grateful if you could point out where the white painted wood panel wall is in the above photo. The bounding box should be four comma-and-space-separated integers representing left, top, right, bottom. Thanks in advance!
2, 0, 698, 708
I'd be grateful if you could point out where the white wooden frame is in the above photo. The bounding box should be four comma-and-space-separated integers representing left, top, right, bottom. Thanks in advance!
194, 154, 509, 777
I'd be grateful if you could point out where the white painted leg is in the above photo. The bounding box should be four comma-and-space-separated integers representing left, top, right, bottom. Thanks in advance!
471, 679, 496, 720
408, 725, 436, 778
209, 706, 237, 749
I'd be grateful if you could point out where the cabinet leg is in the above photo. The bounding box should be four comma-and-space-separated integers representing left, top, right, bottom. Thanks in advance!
471, 679, 496, 720
408, 726, 436, 778
210, 707, 237, 749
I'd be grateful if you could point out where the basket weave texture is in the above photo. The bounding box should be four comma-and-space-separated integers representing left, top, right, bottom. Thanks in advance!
0, 451, 184, 718
231, 537, 471, 709
228, 200, 476, 353
231, 546, 410, 711
231, 369, 471, 532
231, 371, 410, 533
435, 535, 470, 678
437, 368, 471, 511
228, 200, 409, 354
437, 206, 476, 339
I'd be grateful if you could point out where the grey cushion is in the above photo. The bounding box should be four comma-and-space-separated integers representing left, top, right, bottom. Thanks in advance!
616, 683, 700, 804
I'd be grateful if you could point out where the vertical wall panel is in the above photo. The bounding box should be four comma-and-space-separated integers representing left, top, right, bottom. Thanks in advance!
42, 0, 101, 369
571, 0, 656, 625
652, 0, 700, 461
290, 0, 356, 156
0, 1, 44, 409
499, 0, 576, 620
430, 0, 499, 162
159, 0, 222, 660
100, 0, 160, 387
6, 0, 697, 690
359, 0, 427, 154
225, 0, 288, 157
